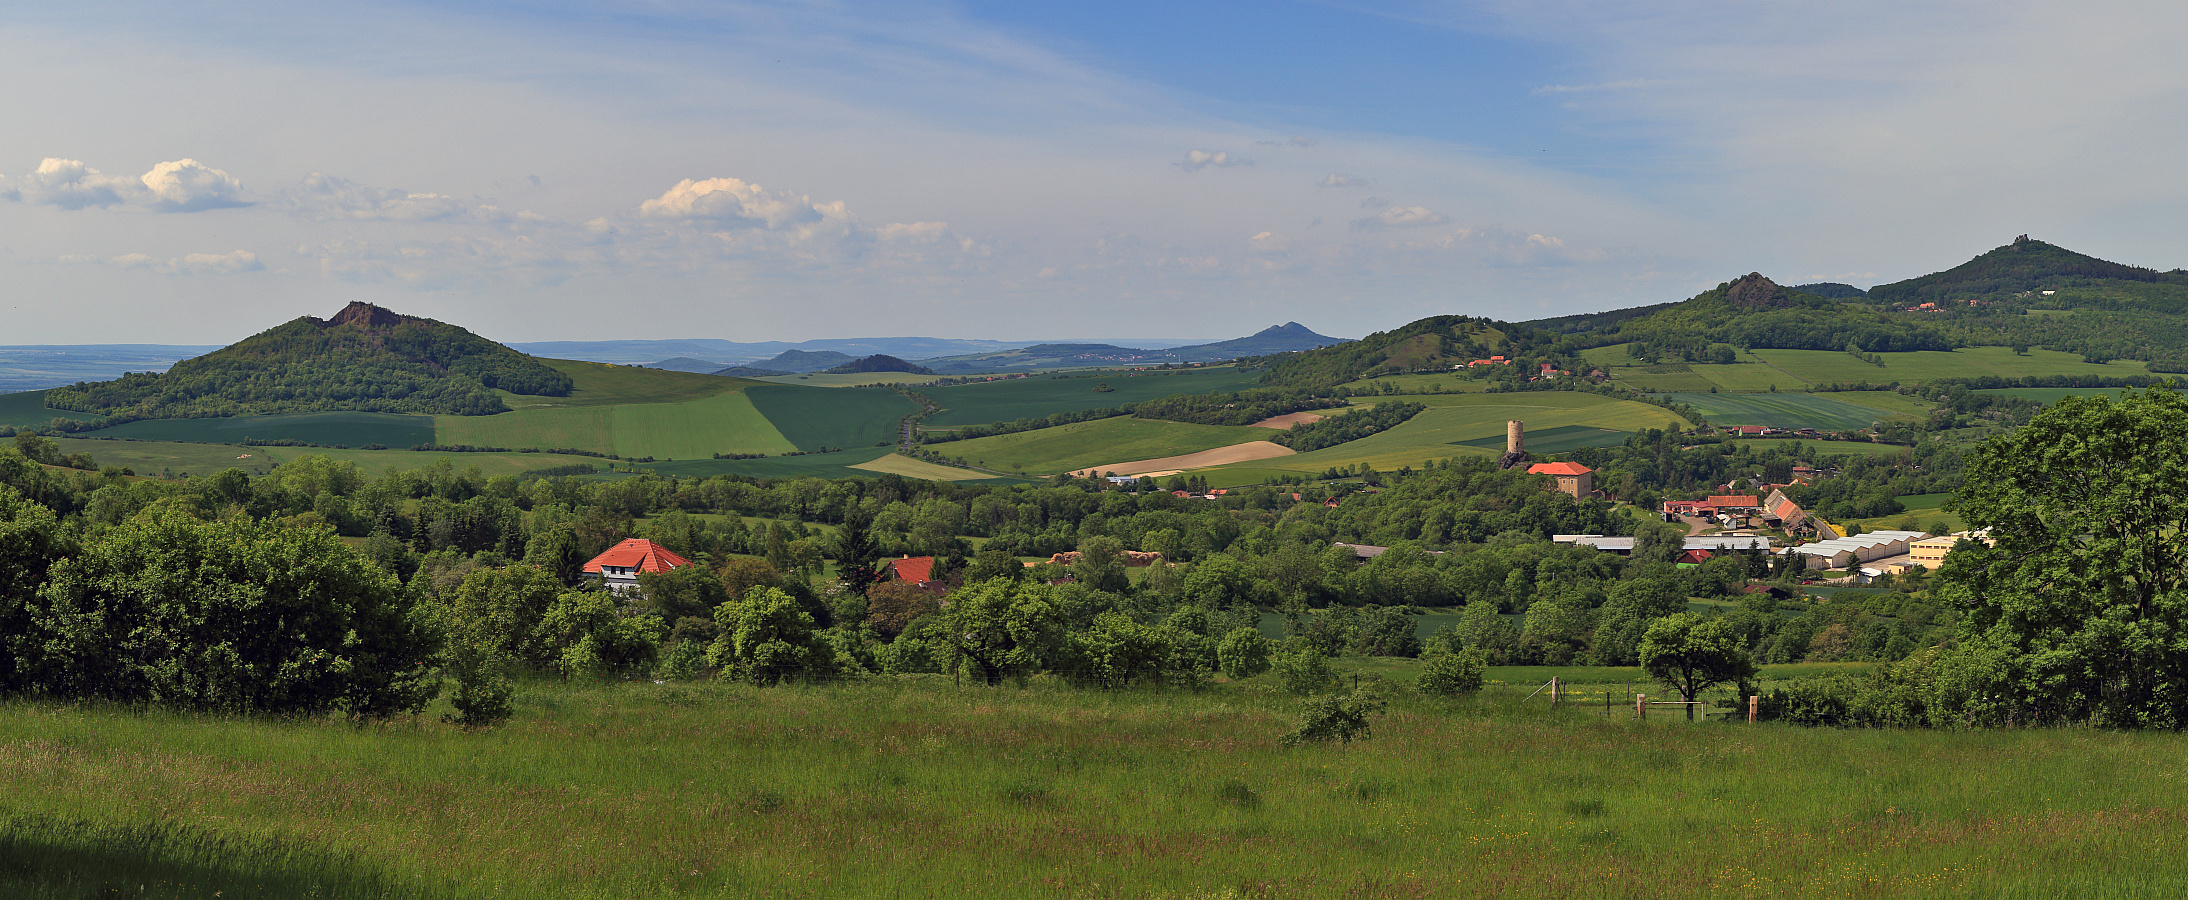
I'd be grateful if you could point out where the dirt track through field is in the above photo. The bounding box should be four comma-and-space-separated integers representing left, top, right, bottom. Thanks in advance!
1250, 411, 1325, 429
1069, 440, 1294, 477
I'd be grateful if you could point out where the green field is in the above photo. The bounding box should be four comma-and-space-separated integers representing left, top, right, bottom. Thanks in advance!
439, 389, 795, 459
643, 447, 906, 481
1334, 373, 1487, 394
511, 359, 753, 407
1689, 361, 1795, 392
1822, 390, 1937, 419
0, 390, 104, 428
922, 367, 1262, 427
1454, 423, 1630, 454
1664, 392, 1895, 430
1613, 365, 1719, 392
745, 385, 918, 451
15, 680, 2188, 898
936, 416, 1273, 474
1725, 437, 1916, 459
1749, 346, 2148, 385
749, 372, 949, 388
1215, 393, 1686, 476
1976, 385, 2184, 404
53, 438, 280, 476
847, 453, 1002, 482
84, 411, 437, 448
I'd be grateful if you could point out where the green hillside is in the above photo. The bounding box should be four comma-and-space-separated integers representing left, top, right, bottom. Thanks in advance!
1870, 236, 2188, 304
745, 385, 918, 451
43, 302, 571, 419
0, 390, 106, 428
438, 360, 797, 458
921, 368, 1260, 427
85, 412, 436, 448
937, 417, 1272, 474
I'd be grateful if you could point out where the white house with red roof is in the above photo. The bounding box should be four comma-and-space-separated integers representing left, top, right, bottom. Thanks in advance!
583, 538, 691, 593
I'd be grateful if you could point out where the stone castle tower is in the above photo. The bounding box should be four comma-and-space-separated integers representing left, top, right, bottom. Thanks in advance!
1498, 419, 1529, 470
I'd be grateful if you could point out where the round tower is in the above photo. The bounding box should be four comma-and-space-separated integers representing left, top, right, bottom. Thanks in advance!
1507, 420, 1524, 455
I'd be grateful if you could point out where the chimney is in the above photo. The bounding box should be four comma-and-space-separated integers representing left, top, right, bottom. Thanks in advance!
1507, 420, 1524, 455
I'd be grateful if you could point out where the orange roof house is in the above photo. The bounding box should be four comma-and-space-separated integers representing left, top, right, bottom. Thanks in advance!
583, 538, 691, 593
888, 555, 938, 587
1706, 495, 1761, 511
1527, 461, 1594, 499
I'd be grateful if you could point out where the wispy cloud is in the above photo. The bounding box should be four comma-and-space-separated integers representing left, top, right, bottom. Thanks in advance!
1178, 149, 1250, 171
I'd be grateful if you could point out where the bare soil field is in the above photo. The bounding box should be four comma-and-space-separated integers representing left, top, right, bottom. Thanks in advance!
1250, 411, 1325, 429
1069, 440, 1293, 476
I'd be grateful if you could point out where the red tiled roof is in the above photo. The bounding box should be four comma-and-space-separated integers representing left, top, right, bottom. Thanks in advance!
1707, 495, 1760, 507
1528, 462, 1593, 476
889, 556, 937, 584
582, 538, 690, 575
1677, 549, 1713, 564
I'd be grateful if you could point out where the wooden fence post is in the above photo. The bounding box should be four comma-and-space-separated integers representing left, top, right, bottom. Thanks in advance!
1550, 676, 1560, 704
1636, 693, 1645, 720
1749, 694, 1759, 724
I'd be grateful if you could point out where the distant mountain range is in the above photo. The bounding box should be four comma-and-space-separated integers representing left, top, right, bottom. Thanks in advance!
915, 323, 1351, 373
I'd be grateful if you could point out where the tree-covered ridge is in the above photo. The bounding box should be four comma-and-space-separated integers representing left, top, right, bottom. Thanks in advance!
1870, 236, 2188, 304
1244, 316, 1585, 390
1551, 273, 1956, 357
1130, 389, 1347, 426
44, 302, 571, 419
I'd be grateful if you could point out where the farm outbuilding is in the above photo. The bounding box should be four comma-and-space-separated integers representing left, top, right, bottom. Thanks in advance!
1789, 530, 1927, 570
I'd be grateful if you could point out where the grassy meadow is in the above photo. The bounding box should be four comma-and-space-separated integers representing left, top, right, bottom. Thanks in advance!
8, 679, 2188, 899
749, 372, 951, 387
922, 368, 1261, 428
1214, 393, 1686, 476
744, 385, 918, 451
1746, 347, 2146, 385
1660, 393, 1897, 431
86, 411, 438, 448
939, 417, 1276, 475
0, 390, 105, 428
52, 438, 281, 476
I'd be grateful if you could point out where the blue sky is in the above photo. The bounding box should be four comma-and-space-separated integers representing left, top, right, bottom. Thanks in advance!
2, 1, 2184, 344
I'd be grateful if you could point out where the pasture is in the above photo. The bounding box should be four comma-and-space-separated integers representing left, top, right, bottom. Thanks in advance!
1723, 437, 1916, 459
1453, 423, 1630, 454
749, 372, 948, 387
11, 679, 2188, 898
744, 385, 917, 451
641, 448, 1022, 484
438, 390, 795, 459
266, 448, 610, 478
936, 416, 1273, 475
1335, 373, 1487, 393
848, 453, 1008, 482
1748, 346, 2148, 385
1218, 393, 1687, 476
921, 367, 1262, 427
52, 438, 279, 476
1662, 392, 1894, 431
85, 411, 436, 449
513, 359, 753, 407
1975, 386, 2183, 404
0, 390, 104, 428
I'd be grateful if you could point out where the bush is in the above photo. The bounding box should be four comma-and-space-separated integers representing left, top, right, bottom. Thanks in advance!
1217, 627, 1272, 679
1414, 648, 1487, 696
1271, 646, 1339, 695
1280, 691, 1387, 746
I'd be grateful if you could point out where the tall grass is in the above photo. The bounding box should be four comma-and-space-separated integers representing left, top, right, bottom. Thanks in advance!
2, 679, 2185, 898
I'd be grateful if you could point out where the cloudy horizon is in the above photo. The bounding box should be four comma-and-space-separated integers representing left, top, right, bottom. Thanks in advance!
2, 1, 2182, 344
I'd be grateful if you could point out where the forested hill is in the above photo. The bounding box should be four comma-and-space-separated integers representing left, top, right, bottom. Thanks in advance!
1245, 315, 1581, 390
44, 302, 572, 419
1534, 273, 1956, 357
1870, 236, 2188, 304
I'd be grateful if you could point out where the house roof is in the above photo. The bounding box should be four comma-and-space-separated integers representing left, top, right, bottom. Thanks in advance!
889, 556, 937, 584
1528, 462, 1593, 476
582, 539, 690, 575
1707, 495, 1760, 507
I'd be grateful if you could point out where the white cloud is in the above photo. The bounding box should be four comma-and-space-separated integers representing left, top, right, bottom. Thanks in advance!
639, 177, 830, 229
878, 221, 950, 243
1178, 149, 1249, 171
84, 249, 262, 274
13, 158, 143, 209
8, 157, 249, 212
140, 159, 247, 212
1320, 173, 1374, 188
281, 173, 483, 221
1352, 206, 1448, 230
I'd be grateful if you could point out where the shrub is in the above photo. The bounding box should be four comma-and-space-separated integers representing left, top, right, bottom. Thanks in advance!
1414, 648, 1487, 696
1271, 646, 1339, 695
1216, 627, 1272, 679
1280, 691, 1387, 746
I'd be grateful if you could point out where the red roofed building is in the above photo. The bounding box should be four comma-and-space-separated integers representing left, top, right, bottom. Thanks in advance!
1527, 461, 1594, 499
1676, 549, 1714, 566
886, 555, 940, 592
583, 538, 691, 593
1706, 495, 1761, 512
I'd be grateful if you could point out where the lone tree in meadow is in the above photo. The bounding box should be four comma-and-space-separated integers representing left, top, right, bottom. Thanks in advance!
1638, 613, 1756, 720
